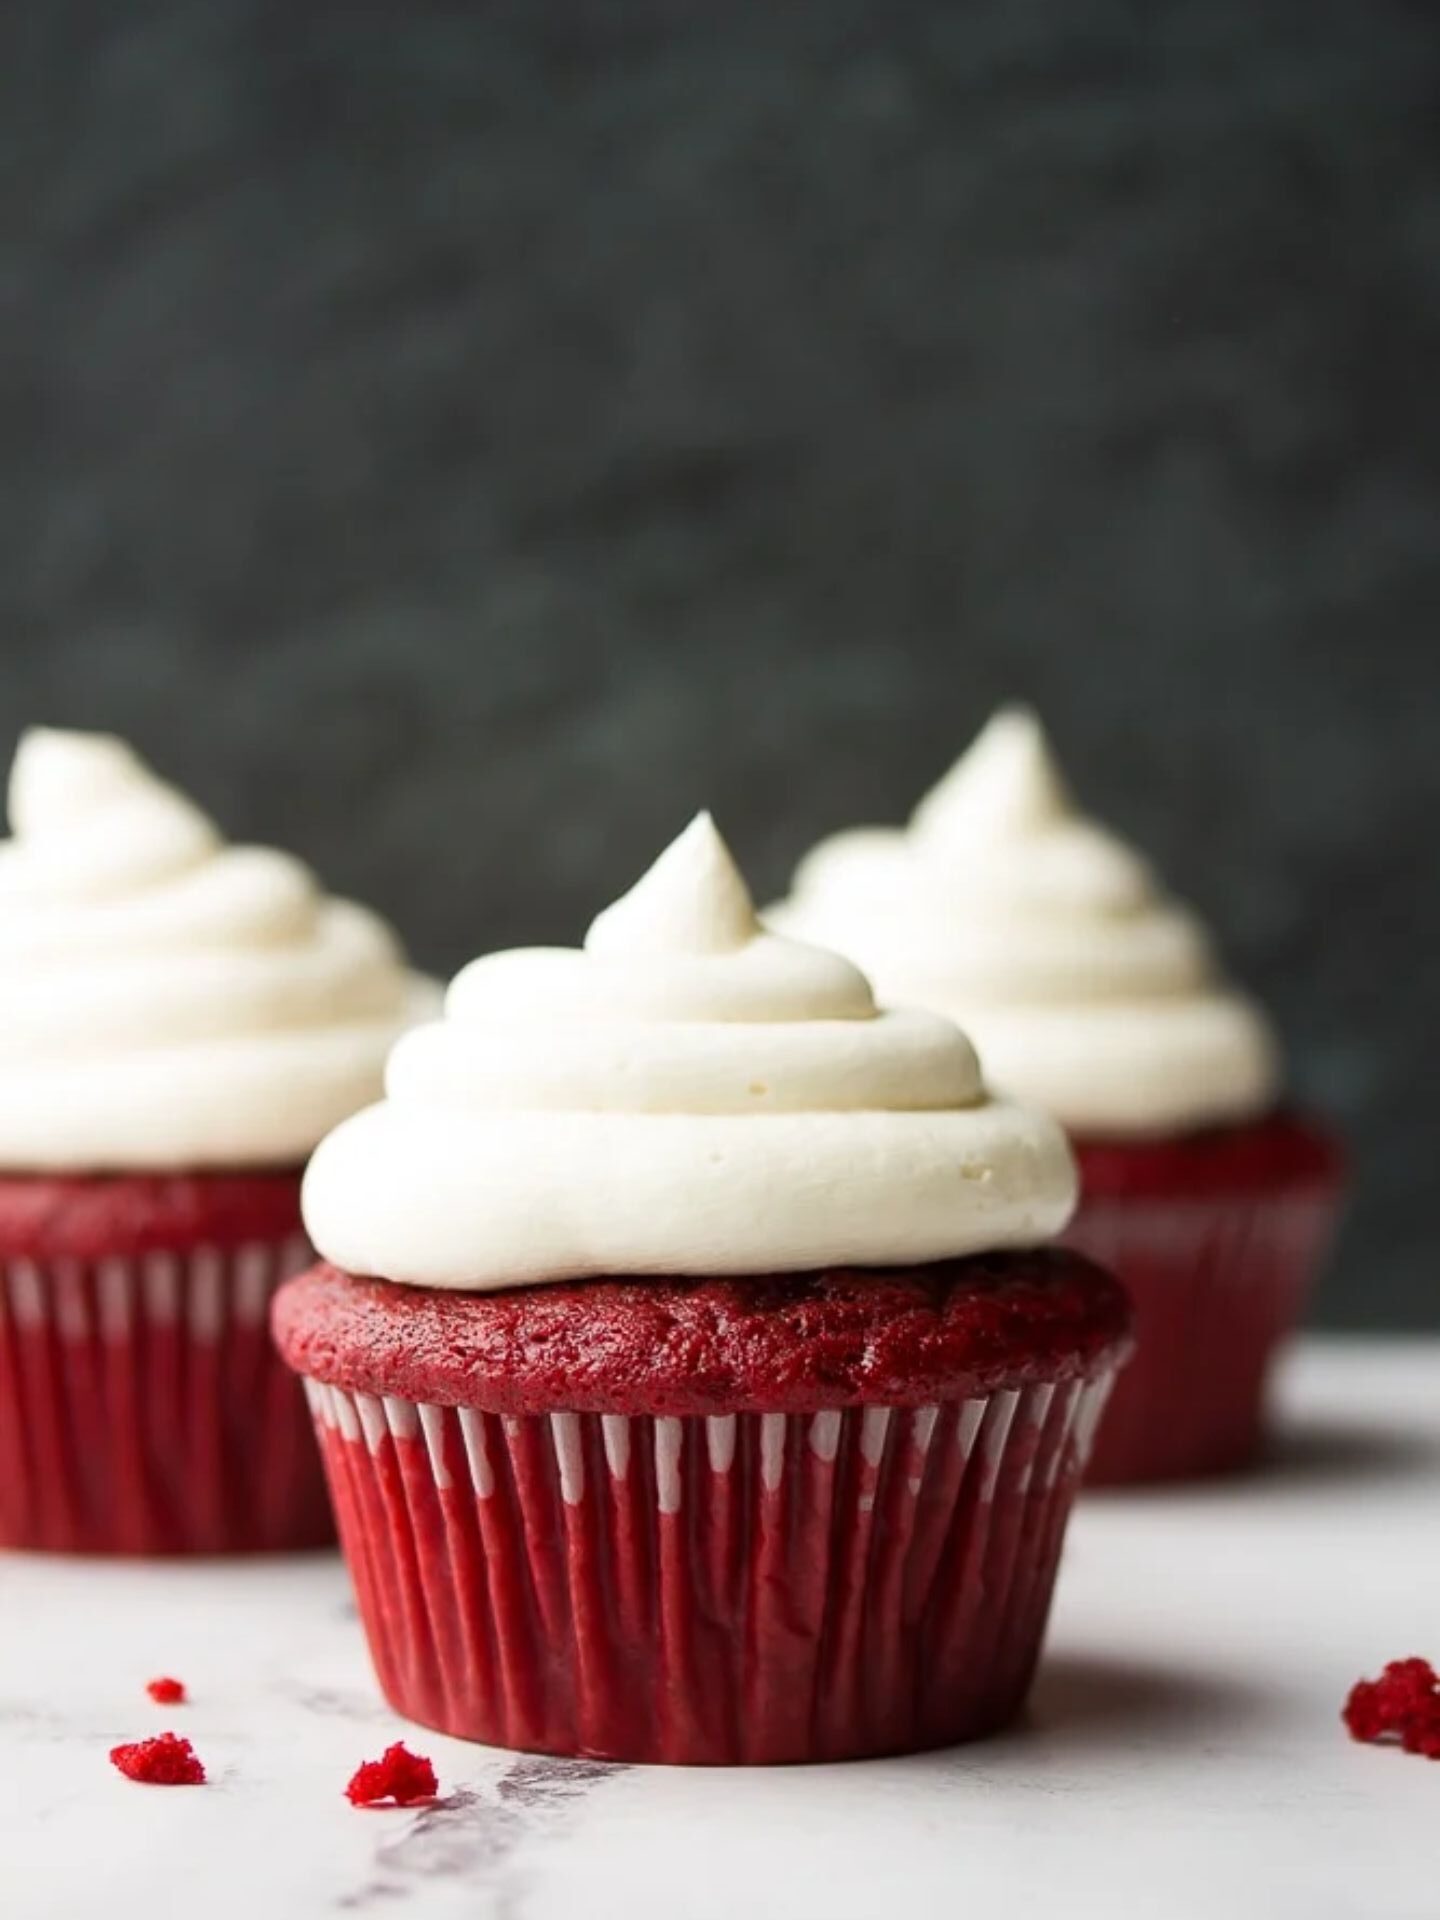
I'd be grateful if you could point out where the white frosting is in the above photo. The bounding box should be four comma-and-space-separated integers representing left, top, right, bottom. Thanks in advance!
0, 729, 434, 1170
771, 709, 1280, 1139
302, 813, 1076, 1290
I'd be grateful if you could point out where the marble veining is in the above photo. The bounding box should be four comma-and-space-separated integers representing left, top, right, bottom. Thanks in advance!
341, 1760, 623, 1915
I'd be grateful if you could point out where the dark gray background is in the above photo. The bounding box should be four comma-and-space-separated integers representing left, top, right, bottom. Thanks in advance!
3, 2, 1438, 1324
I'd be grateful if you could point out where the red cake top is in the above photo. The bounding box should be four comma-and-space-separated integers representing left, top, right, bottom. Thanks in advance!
1073, 1109, 1344, 1201
273, 1251, 1132, 1417
0, 1171, 304, 1261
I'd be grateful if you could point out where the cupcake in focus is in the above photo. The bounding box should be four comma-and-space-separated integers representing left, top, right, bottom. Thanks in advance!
0, 728, 431, 1552
274, 813, 1131, 1764
773, 708, 1343, 1484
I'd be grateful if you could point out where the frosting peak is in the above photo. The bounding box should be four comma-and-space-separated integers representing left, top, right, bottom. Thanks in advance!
772, 709, 1280, 1140
12, 729, 160, 830
5, 730, 220, 902
912, 706, 1072, 843
587, 812, 756, 957
0, 729, 430, 1171
303, 816, 1077, 1290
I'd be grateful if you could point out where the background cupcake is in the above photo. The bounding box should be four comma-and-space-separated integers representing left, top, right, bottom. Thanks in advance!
274, 813, 1131, 1764
0, 728, 432, 1552
772, 708, 1343, 1484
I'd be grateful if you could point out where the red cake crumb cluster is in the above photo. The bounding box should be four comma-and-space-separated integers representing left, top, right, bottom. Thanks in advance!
109, 1732, 206, 1785
1344, 1659, 1440, 1759
145, 1676, 186, 1705
344, 1742, 439, 1807
0, 1171, 306, 1262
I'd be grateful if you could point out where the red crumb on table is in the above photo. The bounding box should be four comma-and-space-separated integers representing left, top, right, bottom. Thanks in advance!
109, 1733, 206, 1785
1344, 1659, 1440, 1759
145, 1677, 186, 1705
345, 1742, 438, 1807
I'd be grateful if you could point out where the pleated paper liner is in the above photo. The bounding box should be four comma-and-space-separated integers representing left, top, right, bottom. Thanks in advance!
306, 1368, 1118, 1764
0, 1236, 331, 1553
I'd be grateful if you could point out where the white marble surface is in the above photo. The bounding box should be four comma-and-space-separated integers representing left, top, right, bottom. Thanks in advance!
2, 1338, 1437, 1920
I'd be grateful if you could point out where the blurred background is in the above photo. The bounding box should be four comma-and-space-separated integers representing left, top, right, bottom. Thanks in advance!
4, 2, 1438, 1323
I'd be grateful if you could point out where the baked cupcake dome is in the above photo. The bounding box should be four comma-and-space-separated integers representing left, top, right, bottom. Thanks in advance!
772, 709, 1344, 1483
0, 729, 431, 1552
275, 813, 1131, 1762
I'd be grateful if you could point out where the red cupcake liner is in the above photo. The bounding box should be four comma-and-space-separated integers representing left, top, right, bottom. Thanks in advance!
0, 1236, 332, 1553
1064, 1184, 1341, 1485
304, 1368, 1117, 1764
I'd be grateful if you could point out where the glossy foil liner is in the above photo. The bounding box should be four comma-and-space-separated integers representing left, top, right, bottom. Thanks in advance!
1066, 1169, 1343, 1486
303, 1369, 1118, 1764
0, 1237, 331, 1553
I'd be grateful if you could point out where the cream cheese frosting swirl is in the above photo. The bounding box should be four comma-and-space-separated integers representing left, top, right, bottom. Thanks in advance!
302, 812, 1076, 1290
0, 729, 433, 1170
771, 709, 1280, 1139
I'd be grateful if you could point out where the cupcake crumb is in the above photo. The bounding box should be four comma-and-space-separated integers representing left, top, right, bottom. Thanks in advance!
110, 1732, 206, 1785
345, 1741, 438, 1807
145, 1676, 186, 1705
1343, 1658, 1440, 1758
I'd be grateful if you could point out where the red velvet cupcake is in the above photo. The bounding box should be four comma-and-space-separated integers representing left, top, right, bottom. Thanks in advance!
274, 815, 1131, 1764
772, 708, 1345, 1484
0, 729, 430, 1553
